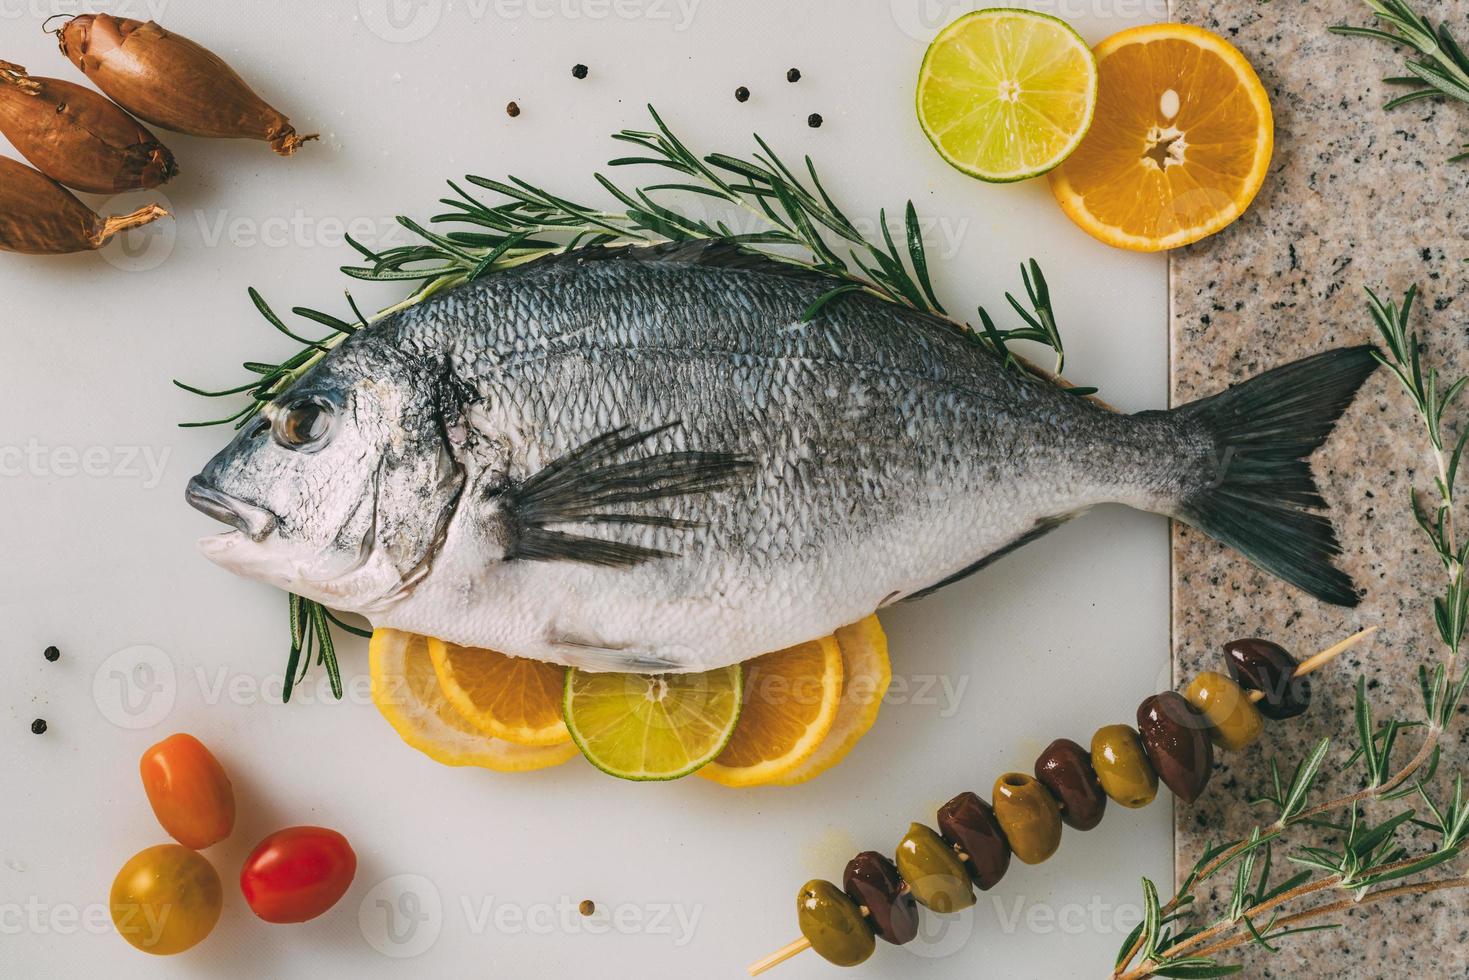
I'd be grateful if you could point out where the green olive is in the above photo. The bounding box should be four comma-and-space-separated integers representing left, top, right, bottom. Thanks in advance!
992, 773, 1063, 864
796, 879, 875, 967
1090, 724, 1158, 808
895, 822, 975, 912
1185, 671, 1264, 751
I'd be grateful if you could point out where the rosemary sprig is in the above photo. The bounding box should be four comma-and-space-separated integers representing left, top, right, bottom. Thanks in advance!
180, 107, 1087, 699
1331, 0, 1469, 162
1112, 285, 1469, 979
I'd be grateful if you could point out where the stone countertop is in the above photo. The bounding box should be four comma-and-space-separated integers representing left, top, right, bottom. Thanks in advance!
1171, 0, 1469, 975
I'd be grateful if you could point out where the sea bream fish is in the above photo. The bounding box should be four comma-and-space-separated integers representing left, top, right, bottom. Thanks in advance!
187, 242, 1377, 673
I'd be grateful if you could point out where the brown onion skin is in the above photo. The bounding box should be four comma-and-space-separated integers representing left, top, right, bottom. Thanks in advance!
0, 62, 176, 193
0, 155, 167, 254
57, 15, 316, 156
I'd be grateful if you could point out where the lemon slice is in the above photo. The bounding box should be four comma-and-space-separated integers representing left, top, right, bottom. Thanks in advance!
1048, 23, 1274, 251
563, 664, 743, 781
370, 629, 578, 772
699, 635, 843, 788
427, 637, 570, 746
917, 8, 1098, 182
767, 617, 892, 786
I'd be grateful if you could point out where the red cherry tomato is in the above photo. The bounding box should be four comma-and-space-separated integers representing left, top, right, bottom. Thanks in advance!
240, 826, 357, 923
140, 733, 235, 850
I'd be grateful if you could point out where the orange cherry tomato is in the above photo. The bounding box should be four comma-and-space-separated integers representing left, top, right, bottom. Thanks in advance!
110, 844, 222, 955
139, 733, 235, 849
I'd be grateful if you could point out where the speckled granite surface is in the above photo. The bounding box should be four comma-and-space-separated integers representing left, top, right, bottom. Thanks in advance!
1171, 1, 1469, 974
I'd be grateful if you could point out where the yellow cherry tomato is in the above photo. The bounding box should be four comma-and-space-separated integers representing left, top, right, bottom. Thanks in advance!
110, 844, 221, 955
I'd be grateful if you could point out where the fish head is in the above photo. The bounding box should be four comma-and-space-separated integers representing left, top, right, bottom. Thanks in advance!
186, 345, 465, 612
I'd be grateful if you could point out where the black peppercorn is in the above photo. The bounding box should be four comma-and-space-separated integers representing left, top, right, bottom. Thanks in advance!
506, 101, 521, 118
43, 646, 59, 662
31, 719, 47, 735
807, 113, 823, 128
572, 64, 588, 79
735, 86, 750, 103
787, 68, 801, 83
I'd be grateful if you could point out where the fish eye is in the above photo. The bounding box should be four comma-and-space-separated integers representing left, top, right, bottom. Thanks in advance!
273, 398, 335, 452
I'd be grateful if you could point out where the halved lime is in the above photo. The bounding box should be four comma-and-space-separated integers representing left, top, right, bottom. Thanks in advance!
916, 9, 1098, 183
563, 665, 743, 781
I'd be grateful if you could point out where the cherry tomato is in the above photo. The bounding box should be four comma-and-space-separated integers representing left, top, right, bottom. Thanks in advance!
110, 844, 222, 955
240, 826, 356, 923
140, 733, 235, 849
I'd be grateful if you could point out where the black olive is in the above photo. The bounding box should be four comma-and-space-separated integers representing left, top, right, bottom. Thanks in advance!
1223, 638, 1310, 719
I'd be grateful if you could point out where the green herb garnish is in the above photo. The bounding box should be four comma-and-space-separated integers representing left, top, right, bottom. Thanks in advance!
1332, 0, 1469, 162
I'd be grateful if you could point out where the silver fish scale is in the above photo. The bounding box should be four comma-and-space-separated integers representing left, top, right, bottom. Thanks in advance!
190, 246, 1375, 667
367, 247, 1190, 662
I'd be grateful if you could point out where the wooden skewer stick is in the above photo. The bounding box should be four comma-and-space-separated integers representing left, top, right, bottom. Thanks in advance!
748, 937, 810, 976
1245, 625, 1378, 703
745, 625, 1379, 976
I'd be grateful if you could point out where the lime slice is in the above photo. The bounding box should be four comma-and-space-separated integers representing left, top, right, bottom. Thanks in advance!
564, 665, 743, 781
916, 9, 1098, 183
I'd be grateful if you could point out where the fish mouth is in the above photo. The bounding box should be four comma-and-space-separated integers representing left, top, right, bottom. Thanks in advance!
186, 476, 278, 542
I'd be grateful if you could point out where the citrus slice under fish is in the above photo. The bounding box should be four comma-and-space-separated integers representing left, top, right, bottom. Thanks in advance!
427, 637, 571, 746
699, 635, 843, 788
370, 628, 578, 772
916, 8, 1099, 182
563, 664, 743, 781
764, 616, 892, 786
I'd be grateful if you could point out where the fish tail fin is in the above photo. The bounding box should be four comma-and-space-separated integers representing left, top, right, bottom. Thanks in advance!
1168, 345, 1379, 607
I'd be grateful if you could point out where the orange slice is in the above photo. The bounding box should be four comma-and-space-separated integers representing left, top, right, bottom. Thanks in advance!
427, 637, 570, 746
699, 634, 843, 787
771, 616, 892, 786
370, 629, 578, 772
1048, 23, 1274, 251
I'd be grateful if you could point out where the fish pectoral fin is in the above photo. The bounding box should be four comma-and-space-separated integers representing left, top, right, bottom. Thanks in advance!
550, 633, 684, 673
504, 423, 755, 568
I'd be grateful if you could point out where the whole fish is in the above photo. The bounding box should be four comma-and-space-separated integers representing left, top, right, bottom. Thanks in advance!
188, 242, 1377, 672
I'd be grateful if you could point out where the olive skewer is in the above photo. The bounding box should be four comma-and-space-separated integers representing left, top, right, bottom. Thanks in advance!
747, 626, 1377, 975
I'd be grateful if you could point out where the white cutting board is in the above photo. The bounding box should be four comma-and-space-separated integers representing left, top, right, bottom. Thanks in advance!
0, 2, 1169, 977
